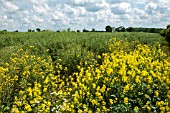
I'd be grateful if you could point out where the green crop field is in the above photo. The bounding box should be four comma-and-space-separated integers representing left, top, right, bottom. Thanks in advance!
0, 32, 168, 62
0, 32, 170, 112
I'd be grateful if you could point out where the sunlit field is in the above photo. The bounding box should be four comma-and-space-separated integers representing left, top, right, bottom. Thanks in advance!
0, 32, 169, 112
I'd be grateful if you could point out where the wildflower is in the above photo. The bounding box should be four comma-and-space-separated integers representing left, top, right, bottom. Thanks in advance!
154, 90, 159, 97
78, 109, 83, 113
141, 70, 148, 76
102, 106, 107, 112
24, 104, 32, 112
107, 68, 113, 75
109, 99, 113, 105
135, 76, 141, 83
124, 97, 128, 105
123, 84, 130, 93
160, 107, 165, 111
92, 83, 96, 89
146, 105, 151, 111
43, 87, 47, 92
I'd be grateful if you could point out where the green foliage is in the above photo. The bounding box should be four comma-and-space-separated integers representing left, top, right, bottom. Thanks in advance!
0, 30, 7, 35
165, 28, 170, 43
105, 25, 112, 32
160, 24, 170, 45
0, 38, 169, 112
167, 24, 170, 29
36, 28, 41, 32
160, 30, 166, 37
126, 27, 134, 32
115, 26, 126, 32
0, 32, 168, 65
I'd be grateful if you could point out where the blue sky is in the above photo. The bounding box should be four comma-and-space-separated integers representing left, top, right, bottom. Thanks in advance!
0, 0, 170, 31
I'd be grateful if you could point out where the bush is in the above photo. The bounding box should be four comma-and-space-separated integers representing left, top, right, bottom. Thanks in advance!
160, 25, 170, 45
165, 28, 170, 44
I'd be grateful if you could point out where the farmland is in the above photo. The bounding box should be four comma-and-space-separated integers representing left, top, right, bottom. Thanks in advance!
0, 32, 170, 112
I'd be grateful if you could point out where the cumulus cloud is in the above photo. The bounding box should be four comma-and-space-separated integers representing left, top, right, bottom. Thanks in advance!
0, 0, 19, 13
106, 0, 130, 4
111, 2, 131, 14
33, 4, 50, 15
0, 0, 170, 31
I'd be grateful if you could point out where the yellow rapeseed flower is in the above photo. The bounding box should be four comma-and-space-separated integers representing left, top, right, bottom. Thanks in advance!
124, 97, 128, 104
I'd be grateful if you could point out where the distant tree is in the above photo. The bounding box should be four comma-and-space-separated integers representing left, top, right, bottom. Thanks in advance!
150, 28, 156, 33
116, 26, 125, 32
28, 29, 31, 32
67, 28, 71, 32
77, 30, 80, 32
126, 27, 134, 32
36, 28, 41, 32
32, 30, 35, 32
160, 29, 166, 36
144, 28, 148, 32
105, 25, 112, 32
56, 30, 60, 32
15, 30, 18, 32
83, 29, 89, 32
167, 24, 170, 29
91, 28, 96, 32
160, 24, 170, 45
0, 30, 7, 34
3, 30, 7, 32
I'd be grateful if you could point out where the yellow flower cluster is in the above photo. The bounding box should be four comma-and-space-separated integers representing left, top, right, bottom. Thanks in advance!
0, 47, 57, 112
0, 38, 169, 112
56, 38, 170, 112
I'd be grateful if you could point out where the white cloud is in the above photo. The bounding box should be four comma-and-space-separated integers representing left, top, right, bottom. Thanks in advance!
32, 15, 44, 23
145, 2, 157, 10
111, 2, 131, 14
22, 18, 30, 24
0, 0, 170, 31
106, 0, 130, 4
33, 4, 50, 15
0, 0, 19, 13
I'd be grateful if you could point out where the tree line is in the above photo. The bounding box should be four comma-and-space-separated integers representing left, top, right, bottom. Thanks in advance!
104, 25, 164, 33
0, 26, 166, 33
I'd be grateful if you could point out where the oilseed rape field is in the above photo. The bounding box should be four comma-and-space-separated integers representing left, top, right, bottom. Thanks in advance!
0, 32, 170, 112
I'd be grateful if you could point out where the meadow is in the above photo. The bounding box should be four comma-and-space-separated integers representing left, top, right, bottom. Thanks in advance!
0, 32, 170, 112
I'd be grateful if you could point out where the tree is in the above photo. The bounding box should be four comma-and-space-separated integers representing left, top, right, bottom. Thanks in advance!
126, 27, 134, 32
28, 29, 31, 32
167, 24, 170, 29
160, 24, 170, 45
36, 28, 41, 32
67, 28, 71, 32
91, 28, 96, 32
83, 29, 89, 32
165, 27, 170, 44
105, 25, 112, 32
77, 30, 80, 32
116, 26, 125, 32
150, 28, 156, 33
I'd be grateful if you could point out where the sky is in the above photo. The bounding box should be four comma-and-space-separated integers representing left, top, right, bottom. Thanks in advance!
0, 0, 170, 31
